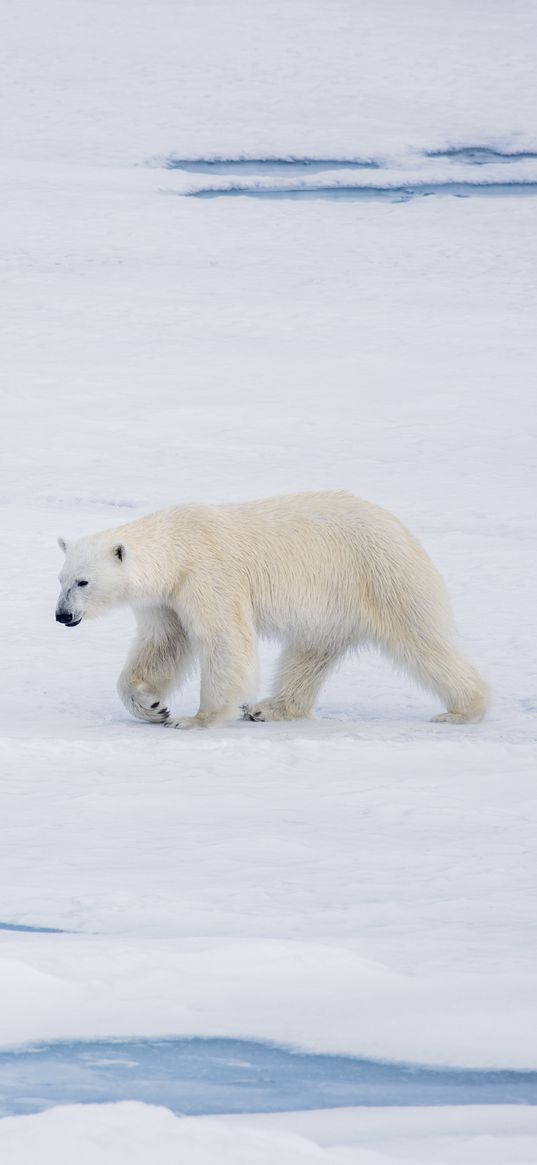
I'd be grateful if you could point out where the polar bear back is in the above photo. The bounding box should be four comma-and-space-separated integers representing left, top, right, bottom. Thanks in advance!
197, 491, 455, 646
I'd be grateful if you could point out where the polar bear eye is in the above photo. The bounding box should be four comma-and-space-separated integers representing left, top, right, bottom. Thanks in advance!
77, 580, 89, 587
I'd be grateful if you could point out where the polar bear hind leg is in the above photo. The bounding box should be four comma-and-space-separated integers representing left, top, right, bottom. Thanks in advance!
243, 627, 487, 727
386, 625, 488, 724
243, 643, 342, 722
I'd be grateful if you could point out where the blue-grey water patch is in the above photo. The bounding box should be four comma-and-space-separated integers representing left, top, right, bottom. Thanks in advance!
0, 922, 64, 934
1, 1038, 536, 1118
427, 146, 537, 165
165, 150, 537, 174
162, 151, 537, 202
187, 182, 537, 202
165, 158, 379, 175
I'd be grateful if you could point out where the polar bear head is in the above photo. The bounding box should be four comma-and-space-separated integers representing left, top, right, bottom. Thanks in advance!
56, 534, 127, 627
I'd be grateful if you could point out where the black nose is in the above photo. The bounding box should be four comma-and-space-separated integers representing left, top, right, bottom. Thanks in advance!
56, 609, 73, 624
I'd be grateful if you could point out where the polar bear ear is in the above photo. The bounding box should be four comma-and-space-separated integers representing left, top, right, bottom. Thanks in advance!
58, 537, 68, 554
113, 544, 125, 562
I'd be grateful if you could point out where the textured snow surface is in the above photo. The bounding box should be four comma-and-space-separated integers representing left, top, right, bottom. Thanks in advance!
2, 0, 537, 164
2, 0, 537, 1159
2, 1103, 537, 1165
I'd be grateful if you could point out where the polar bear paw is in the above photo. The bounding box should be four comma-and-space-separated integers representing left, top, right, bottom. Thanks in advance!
241, 701, 270, 721
431, 710, 472, 724
123, 683, 170, 724
241, 699, 307, 722
163, 715, 204, 730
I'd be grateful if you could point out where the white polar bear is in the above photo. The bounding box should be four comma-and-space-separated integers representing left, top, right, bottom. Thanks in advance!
55, 491, 488, 729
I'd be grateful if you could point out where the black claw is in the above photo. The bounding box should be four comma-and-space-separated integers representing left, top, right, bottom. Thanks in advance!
159, 708, 169, 717
151, 701, 160, 709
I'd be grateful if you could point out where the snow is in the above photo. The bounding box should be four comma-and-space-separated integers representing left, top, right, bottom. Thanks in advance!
3, 0, 537, 165
1, 746, 536, 1067
2, 1103, 537, 1165
2, 0, 537, 1159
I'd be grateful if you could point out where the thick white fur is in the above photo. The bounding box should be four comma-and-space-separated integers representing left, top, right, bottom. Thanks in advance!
56, 491, 488, 729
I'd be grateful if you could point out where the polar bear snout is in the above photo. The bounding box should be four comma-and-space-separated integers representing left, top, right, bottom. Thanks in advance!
55, 606, 82, 627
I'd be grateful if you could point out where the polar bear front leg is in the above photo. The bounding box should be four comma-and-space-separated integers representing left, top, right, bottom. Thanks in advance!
165, 618, 256, 730
118, 607, 192, 725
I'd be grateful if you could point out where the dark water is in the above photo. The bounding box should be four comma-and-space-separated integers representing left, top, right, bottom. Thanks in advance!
427, 146, 537, 164
0, 921, 64, 933
1, 1038, 536, 1117
188, 183, 537, 202
165, 158, 379, 174
165, 149, 537, 174
164, 151, 537, 202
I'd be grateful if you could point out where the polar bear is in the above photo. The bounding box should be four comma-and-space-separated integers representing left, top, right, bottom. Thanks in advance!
55, 491, 488, 729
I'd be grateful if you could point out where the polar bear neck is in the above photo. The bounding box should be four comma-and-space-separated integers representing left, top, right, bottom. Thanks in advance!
105, 505, 218, 605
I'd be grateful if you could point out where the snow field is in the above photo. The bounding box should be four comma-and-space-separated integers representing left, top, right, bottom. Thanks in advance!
2, 0, 537, 1160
